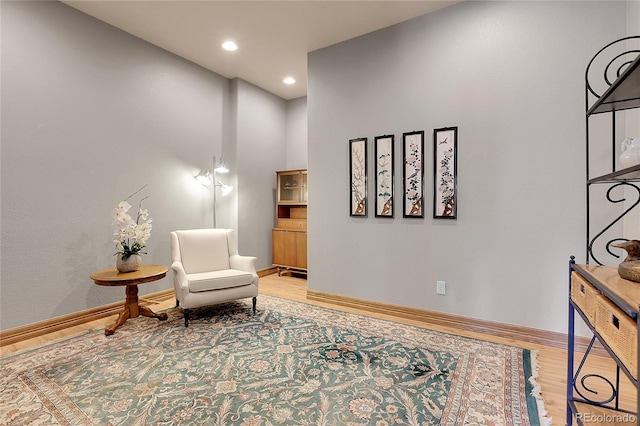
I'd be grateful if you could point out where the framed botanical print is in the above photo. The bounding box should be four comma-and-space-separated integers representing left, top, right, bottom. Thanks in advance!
402, 131, 424, 218
349, 137, 368, 217
433, 127, 458, 219
375, 135, 394, 217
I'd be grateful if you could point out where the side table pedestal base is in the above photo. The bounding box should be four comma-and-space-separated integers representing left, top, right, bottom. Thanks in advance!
105, 285, 168, 335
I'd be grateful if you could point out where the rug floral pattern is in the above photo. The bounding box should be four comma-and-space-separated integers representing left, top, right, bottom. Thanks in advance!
0, 296, 546, 425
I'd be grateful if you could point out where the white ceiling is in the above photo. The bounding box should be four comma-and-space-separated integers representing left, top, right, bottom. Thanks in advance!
61, 1, 460, 100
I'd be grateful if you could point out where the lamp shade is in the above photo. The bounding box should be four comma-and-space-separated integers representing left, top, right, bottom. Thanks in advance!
196, 170, 211, 186
214, 156, 229, 174
217, 180, 233, 196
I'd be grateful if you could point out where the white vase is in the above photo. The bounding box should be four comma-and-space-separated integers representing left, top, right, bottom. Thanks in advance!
116, 254, 141, 272
620, 137, 640, 169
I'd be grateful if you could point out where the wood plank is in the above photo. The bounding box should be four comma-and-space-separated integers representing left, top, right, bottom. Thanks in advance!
90, 264, 168, 286
296, 231, 307, 269
0, 289, 174, 347
290, 207, 307, 219
272, 229, 286, 265
283, 231, 297, 266
307, 288, 602, 354
577, 264, 640, 313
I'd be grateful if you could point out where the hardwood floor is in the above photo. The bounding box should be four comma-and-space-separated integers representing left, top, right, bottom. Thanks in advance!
2, 273, 637, 424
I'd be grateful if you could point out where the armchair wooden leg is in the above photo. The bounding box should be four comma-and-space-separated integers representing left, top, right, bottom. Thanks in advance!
252, 297, 257, 314
175, 299, 180, 308
184, 308, 190, 327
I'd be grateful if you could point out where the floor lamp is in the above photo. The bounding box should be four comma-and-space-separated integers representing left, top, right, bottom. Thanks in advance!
196, 156, 233, 228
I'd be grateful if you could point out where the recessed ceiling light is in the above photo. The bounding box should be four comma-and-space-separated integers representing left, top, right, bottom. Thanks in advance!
222, 41, 238, 51
283, 77, 296, 85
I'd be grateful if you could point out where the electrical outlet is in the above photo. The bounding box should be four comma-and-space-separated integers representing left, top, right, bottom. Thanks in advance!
436, 281, 446, 295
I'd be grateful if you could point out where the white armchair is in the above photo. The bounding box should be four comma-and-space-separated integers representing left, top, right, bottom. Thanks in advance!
170, 229, 259, 326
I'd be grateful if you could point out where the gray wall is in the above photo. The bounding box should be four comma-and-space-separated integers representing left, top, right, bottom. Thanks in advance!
1, 0, 631, 336
0, 1, 289, 330
233, 79, 288, 268
286, 97, 309, 170
307, 1, 628, 334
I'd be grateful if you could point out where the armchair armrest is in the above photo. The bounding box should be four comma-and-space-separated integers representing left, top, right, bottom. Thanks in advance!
229, 254, 257, 273
171, 261, 190, 300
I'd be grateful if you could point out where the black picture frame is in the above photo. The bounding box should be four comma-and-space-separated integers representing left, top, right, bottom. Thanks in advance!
433, 126, 458, 219
402, 131, 425, 218
349, 137, 368, 217
375, 135, 394, 218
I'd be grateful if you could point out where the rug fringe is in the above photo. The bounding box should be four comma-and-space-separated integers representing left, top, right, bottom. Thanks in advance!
528, 350, 553, 426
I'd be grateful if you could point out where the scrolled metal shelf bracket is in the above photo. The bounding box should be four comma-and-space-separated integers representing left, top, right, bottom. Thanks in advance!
572, 336, 618, 406
585, 35, 640, 100
588, 182, 640, 265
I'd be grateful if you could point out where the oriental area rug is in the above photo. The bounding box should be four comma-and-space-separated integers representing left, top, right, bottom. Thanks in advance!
1, 295, 550, 425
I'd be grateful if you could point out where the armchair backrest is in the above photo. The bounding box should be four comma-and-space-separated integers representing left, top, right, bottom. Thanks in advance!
171, 229, 234, 274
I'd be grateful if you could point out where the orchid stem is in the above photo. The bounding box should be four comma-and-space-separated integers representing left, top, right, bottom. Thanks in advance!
124, 184, 148, 202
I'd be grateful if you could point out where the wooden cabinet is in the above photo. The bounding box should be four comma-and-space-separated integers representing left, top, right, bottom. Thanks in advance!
566, 37, 640, 425
273, 170, 307, 275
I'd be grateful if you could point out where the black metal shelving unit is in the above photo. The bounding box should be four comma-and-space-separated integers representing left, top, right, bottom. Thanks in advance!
567, 36, 640, 426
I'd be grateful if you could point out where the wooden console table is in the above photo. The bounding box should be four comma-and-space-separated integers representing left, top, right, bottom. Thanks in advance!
90, 264, 169, 336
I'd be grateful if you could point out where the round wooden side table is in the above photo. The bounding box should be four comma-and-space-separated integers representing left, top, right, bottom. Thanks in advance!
90, 264, 169, 336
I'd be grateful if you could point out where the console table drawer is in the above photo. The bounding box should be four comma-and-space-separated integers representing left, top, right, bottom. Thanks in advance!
571, 272, 599, 324
595, 294, 637, 376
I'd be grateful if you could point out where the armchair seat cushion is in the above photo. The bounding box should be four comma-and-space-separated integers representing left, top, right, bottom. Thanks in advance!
187, 269, 254, 292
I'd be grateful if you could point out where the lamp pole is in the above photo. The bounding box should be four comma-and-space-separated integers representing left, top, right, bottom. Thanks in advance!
213, 168, 218, 228
212, 156, 218, 228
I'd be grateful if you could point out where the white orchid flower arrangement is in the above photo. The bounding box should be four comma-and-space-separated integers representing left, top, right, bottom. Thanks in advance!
112, 185, 152, 261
